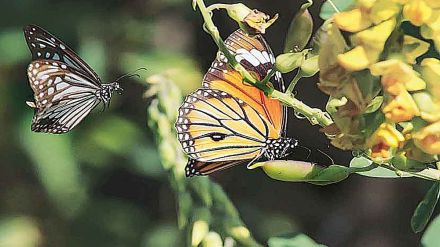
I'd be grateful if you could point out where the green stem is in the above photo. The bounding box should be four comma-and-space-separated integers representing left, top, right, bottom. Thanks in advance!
195, 0, 334, 127
206, 3, 230, 12
286, 70, 303, 94
326, 0, 340, 13
378, 163, 440, 181
261, 68, 276, 85
347, 163, 378, 174
272, 90, 333, 126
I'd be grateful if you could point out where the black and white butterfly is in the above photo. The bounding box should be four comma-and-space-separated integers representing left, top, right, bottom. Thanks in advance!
24, 24, 122, 134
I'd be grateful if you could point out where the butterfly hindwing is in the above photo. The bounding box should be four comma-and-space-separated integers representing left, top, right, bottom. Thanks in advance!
185, 158, 248, 177
31, 95, 100, 134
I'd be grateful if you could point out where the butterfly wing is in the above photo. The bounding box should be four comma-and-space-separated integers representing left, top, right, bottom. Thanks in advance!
23, 24, 101, 86
176, 88, 273, 163
185, 158, 248, 177
27, 60, 101, 133
203, 29, 286, 137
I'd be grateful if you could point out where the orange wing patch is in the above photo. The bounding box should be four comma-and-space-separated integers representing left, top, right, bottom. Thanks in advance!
202, 29, 285, 137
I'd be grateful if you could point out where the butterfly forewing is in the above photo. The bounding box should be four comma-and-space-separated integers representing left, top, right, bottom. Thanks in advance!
24, 25, 101, 85
203, 29, 286, 135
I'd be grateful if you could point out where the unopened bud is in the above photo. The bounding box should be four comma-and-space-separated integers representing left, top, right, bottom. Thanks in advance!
275, 52, 304, 73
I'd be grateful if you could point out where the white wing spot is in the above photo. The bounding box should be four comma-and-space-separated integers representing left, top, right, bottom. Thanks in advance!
236, 48, 260, 67
55, 82, 69, 90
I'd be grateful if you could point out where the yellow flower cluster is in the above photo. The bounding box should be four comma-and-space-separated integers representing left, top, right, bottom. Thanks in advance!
320, 0, 440, 164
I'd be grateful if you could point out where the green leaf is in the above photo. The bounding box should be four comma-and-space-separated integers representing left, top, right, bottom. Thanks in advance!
411, 182, 440, 233
306, 165, 350, 185
350, 157, 408, 178
268, 233, 327, 247
284, 2, 313, 52
364, 96, 383, 113
320, 0, 355, 20
422, 215, 440, 246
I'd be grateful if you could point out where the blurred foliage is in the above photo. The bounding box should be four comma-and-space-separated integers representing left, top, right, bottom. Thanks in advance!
0, 0, 437, 247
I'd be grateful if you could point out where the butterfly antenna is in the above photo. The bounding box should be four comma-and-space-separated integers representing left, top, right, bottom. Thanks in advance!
115, 67, 147, 82
296, 144, 312, 160
317, 149, 335, 165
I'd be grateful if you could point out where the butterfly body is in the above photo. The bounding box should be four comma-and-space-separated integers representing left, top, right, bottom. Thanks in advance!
176, 30, 298, 177
24, 25, 122, 134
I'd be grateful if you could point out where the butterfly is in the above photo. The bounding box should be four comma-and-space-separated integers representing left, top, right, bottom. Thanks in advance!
24, 24, 122, 134
175, 29, 298, 177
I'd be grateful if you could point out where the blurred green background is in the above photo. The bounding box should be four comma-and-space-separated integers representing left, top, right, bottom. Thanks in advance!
0, 0, 436, 246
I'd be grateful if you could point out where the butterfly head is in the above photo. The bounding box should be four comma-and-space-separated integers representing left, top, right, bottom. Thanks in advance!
265, 137, 298, 160
111, 82, 123, 95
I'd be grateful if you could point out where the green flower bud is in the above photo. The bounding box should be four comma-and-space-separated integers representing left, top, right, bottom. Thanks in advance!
284, 2, 313, 52
226, 3, 252, 24
202, 232, 223, 247
412, 92, 440, 122
391, 152, 430, 171
177, 192, 192, 228
249, 160, 349, 185
275, 52, 304, 73
225, 3, 278, 34
192, 220, 209, 247
300, 55, 319, 77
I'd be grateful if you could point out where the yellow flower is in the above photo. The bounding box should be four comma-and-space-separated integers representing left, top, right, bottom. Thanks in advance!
421, 10, 440, 50
413, 121, 440, 154
337, 46, 371, 71
383, 90, 420, 122
370, 0, 402, 24
334, 0, 400, 32
370, 59, 426, 94
425, 0, 440, 8
368, 123, 405, 159
412, 92, 440, 122
403, 0, 432, 26
421, 58, 440, 98
403, 35, 430, 64
337, 19, 396, 71
334, 8, 372, 32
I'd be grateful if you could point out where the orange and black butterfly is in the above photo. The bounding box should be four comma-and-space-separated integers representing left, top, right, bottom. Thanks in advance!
175, 30, 297, 177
